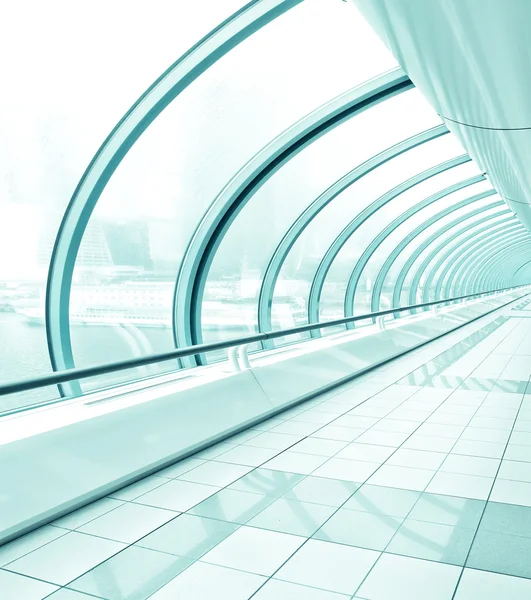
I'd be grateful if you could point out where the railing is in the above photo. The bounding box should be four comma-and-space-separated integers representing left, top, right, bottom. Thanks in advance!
0, 285, 526, 398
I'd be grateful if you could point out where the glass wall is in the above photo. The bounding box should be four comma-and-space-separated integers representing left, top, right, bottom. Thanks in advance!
1, 0, 530, 411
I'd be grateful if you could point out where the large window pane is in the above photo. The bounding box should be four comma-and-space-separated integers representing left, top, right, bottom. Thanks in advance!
0, 0, 233, 408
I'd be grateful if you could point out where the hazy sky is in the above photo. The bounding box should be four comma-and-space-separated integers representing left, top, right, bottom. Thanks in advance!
0, 1, 459, 281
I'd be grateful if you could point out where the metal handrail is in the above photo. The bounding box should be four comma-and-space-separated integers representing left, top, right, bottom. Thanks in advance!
0, 285, 525, 397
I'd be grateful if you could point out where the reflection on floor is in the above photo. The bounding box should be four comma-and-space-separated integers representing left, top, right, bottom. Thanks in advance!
3, 296, 531, 599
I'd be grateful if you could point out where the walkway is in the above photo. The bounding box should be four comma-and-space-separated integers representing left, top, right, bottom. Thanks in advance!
2, 296, 531, 599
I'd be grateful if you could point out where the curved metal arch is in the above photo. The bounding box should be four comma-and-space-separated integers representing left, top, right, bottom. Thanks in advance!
306, 154, 471, 331
415, 213, 518, 307
512, 259, 531, 284
460, 233, 527, 296
364, 182, 489, 314
173, 69, 413, 363
499, 252, 531, 289
447, 229, 527, 298
473, 239, 531, 293
45, 0, 301, 395
446, 228, 525, 298
436, 220, 520, 299
419, 213, 516, 303
256, 124, 448, 338
391, 201, 506, 309
489, 250, 531, 291
472, 235, 531, 293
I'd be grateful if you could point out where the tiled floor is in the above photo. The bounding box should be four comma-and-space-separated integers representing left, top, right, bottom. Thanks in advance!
3, 298, 531, 599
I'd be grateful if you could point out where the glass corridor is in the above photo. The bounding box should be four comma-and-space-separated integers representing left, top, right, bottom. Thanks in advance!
2, 2, 531, 599
1, 0, 530, 412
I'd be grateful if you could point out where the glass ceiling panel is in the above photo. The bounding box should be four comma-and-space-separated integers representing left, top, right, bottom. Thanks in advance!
269, 134, 466, 334
322, 161, 481, 317
67, 0, 397, 383
0, 0, 238, 407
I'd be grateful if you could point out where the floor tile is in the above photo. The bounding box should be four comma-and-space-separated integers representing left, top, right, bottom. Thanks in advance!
386, 448, 446, 470
498, 459, 531, 482
134, 480, 219, 512
0, 569, 58, 599
291, 411, 337, 425
489, 478, 531, 506
148, 561, 265, 599
137, 513, 237, 559
514, 419, 531, 433
311, 425, 366, 442
52, 498, 124, 530
343, 485, 420, 518
155, 457, 206, 478
244, 431, 302, 450
108, 476, 168, 501
215, 445, 280, 467
510, 431, 531, 446
332, 415, 379, 429
388, 409, 432, 422
480, 501, 531, 537
69, 545, 192, 600
460, 427, 511, 443
0, 526, 67, 568
201, 526, 304, 576
426, 471, 493, 500
229, 468, 304, 497
402, 435, 455, 453
314, 508, 402, 551
386, 518, 475, 565
283, 476, 359, 506
78, 501, 176, 544
407, 493, 484, 528
336, 443, 395, 463
454, 567, 531, 599
348, 406, 391, 418
263, 451, 329, 475
312, 458, 379, 483
276, 539, 379, 595
440, 454, 500, 477
290, 438, 348, 457
189, 488, 274, 524
451, 439, 506, 459
367, 465, 434, 492
46, 590, 97, 599
6, 531, 126, 585
371, 419, 419, 434
356, 553, 461, 600
427, 413, 471, 426
248, 498, 335, 536
354, 430, 410, 447
253, 578, 349, 599
504, 444, 531, 462
271, 421, 321, 436
178, 461, 252, 487
468, 416, 515, 431
467, 530, 531, 578
416, 423, 465, 439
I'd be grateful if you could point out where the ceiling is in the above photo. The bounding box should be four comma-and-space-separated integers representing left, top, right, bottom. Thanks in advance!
352, 0, 531, 230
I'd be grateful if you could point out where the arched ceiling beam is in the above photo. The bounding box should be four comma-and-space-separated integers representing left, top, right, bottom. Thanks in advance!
307, 154, 470, 334
257, 124, 447, 339
173, 68, 412, 363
